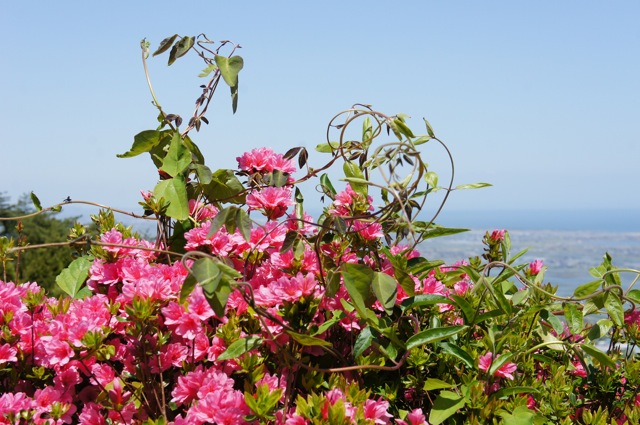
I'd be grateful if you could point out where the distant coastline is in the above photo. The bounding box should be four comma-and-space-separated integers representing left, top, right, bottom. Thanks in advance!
435, 208, 640, 233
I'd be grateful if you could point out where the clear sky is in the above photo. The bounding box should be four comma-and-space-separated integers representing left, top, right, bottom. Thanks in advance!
1, 1, 639, 227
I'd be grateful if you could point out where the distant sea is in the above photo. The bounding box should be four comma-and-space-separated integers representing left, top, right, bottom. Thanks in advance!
424, 209, 640, 296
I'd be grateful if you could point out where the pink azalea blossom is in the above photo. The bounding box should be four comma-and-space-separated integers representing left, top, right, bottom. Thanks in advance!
396, 408, 428, 425
246, 186, 293, 220
237, 147, 296, 174
0, 343, 17, 363
489, 229, 505, 242
478, 352, 517, 380
529, 259, 544, 276
363, 399, 393, 424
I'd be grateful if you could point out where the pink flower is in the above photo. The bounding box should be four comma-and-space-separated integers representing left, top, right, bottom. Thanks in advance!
0, 343, 17, 363
39, 336, 74, 368
529, 259, 544, 276
237, 147, 296, 174
478, 352, 517, 380
363, 399, 392, 424
100, 228, 123, 254
489, 229, 505, 242
396, 408, 428, 425
624, 309, 640, 329
246, 186, 293, 220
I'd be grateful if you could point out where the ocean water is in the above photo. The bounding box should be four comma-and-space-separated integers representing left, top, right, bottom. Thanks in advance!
420, 228, 640, 297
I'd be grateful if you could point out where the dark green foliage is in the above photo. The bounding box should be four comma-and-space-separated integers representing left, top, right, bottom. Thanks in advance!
0, 192, 76, 295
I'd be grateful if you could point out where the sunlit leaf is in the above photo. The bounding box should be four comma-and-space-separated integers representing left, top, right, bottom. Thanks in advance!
573, 280, 602, 298
406, 326, 467, 350
160, 132, 191, 177
286, 331, 332, 347
429, 390, 466, 425
439, 342, 475, 369
154, 175, 189, 221
563, 302, 583, 334
217, 336, 262, 361
343, 161, 367, 196
56, 256, 91, 298
604, 291, 624, 327
498, 405, 537, 425
423, 378, 455, 391
581, 344, 616, 369
117, 130, 165, 158
30, 192, 42, 211
454, 182, 492, 190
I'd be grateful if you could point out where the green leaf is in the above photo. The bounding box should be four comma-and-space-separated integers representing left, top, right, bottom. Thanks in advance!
488, 352, 516, 377
286, 331, 332, 347
198, 63, 217, 78
168, 36, 195, 66
117, 130, 165, 158
315, 141, 340, 153
423, 118, 436, 138
604, 292, 624, 326
30, 192, 42, 211
424, 171, 438, 187
627, 289, 640, 304
420, 226, 468, 240
439, 342, 475, 369
217, 336, 262, 361
235, 208, 252, 242
230, 84, 239, 114
429, 390, 466, 425
391, 117, 415, 138
563, 302, 583, 334
499, 405, 537, 425
449, 295, 475, 324
191, 258, 222, 296
371, 272, 397, 315
423, 378, 455, 391
180, 274, 198, 303
160, 132, 191, 177
587, 319, 613, 341
573, 279, 602, 298
194, 164, 213, 185
205, 280, 232, 318
539, 309, 564, 335
152, 34, 178, 56
492, 387, 539, 400
581, 344, 616, 369
202, 169, 246, 204
320, 173, 337, 197
313, 310, 345, 336
353, 326, 373, 358
215, 55, 244, 87
406, 326, 467, 350
56, 256, 92, 298
341, 263, 375, 318
400, 294, 453, 311
154, 175, 189, 221
343, 161, 367, 196
453, 182, 492, 190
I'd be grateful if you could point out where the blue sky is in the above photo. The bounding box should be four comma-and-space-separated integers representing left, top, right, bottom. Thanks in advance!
1, 1, 639, 228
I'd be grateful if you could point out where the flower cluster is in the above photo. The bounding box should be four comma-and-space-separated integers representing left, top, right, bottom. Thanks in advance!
2, 139, 640, 425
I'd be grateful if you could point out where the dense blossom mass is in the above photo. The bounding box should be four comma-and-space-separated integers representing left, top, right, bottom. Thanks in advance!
2, 129, 640, 423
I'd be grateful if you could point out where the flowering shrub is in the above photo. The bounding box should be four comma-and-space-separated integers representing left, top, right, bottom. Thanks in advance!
1, 34, 640, 424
